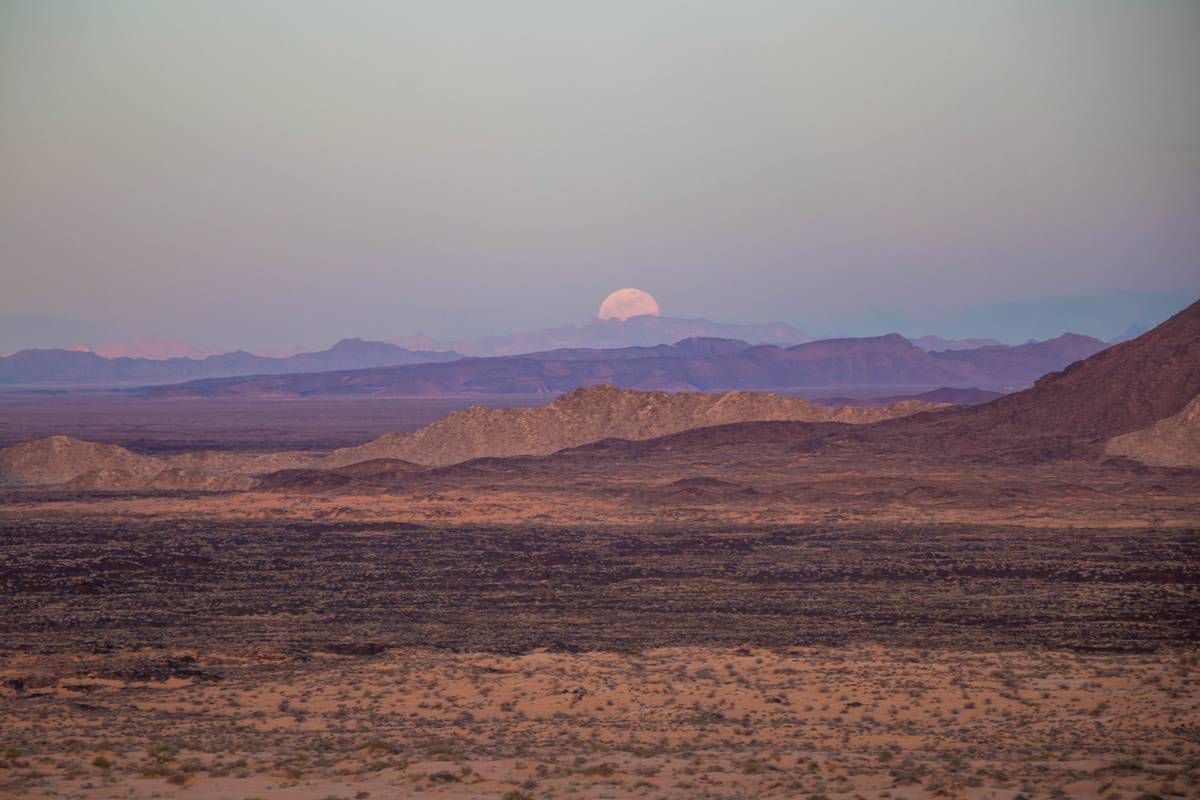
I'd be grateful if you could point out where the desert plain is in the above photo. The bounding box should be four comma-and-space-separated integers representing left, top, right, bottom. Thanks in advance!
2, 308, 1200, 800
5, 2, 1199, 796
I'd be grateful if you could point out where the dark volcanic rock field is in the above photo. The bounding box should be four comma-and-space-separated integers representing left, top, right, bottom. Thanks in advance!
3, 516, 1197, 656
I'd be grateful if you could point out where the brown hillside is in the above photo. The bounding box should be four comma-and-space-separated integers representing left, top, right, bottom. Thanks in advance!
0, 388, 938, 487
324, 384, 945, 467
0, 436, 318, 489
541, 299, 1200, 467
0, 435, 160, 487
1105, 394, 1200, 467
856, 298, 1200, 460
991, 299, 1200, 439
255, 459, 425, 492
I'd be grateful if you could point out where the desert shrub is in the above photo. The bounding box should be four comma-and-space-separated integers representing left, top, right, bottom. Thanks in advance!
581, 762, 615, 777
147, 742, 176, 762
739, 759, 766, 774
91, 755, 111, 769
426, 744, 464, 761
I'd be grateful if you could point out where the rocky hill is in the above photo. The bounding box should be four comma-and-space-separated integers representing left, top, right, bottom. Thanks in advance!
952, 300, 1200, 443
0, 436, 161, 486
0, 387, 946, 488
1105, 394, 1200, 467
828, 299, 1200, 461
324, 385, 947, 467
0, 436, 318, 489
524, 298, 1200, 467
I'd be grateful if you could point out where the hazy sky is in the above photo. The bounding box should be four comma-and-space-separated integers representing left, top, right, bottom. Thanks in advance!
2, 1, 1198, 349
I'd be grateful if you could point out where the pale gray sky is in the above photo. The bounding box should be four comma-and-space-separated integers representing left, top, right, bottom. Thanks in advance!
1, 1, 1197, 349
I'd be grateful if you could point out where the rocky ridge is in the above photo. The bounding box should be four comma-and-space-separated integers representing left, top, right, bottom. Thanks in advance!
0, 386, 945, 488
324, 385, 947, 467
1105, 394, 1200, 467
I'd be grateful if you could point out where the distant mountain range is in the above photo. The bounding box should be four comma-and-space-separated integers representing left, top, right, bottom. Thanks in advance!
140, 332, 1109, 398
0, 338, 460, 386
67, 338, 218, 360
391, 314, 808, 356
909, 335, 1006, 351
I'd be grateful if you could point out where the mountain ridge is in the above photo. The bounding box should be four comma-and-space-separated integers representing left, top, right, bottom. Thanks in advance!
599, 299, 1200, 464
0, 386, 946, 488
391, 314, 808, 356
936, 300, 1200, 447
0, 338, 462, 386
141, 332, 1109, 398
322, 384, 948, 468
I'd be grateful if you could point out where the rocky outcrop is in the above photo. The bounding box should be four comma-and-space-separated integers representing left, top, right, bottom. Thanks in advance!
0, 435, 318, 490
324, 385, 947, 467
814, 298, 1200, 462
0, 387, 947, 490
1105, 394, 1200, 467
0, 436, 160, 487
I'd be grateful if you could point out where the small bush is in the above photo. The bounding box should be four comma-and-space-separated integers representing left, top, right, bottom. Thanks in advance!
426, 744, 464, 762
581, 762, 615, 777
148, 742, 176, 762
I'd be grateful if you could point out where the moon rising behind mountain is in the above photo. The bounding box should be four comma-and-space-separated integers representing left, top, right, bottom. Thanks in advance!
598, 288, 661, 321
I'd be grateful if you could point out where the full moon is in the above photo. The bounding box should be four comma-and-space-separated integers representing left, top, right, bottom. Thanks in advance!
598, 288, 661, 321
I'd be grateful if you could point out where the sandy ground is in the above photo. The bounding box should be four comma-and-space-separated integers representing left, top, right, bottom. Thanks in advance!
8, 457, 1200, 532
3, 645, 1198, 799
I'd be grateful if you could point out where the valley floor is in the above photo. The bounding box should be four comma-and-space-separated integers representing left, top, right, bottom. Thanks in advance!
2, 505, 1198, 799
3, 399, 1199, 799
1, 644, 1197, 799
